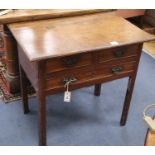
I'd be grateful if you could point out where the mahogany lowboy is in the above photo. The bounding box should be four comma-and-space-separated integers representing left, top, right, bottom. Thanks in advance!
8, 13, 155, 145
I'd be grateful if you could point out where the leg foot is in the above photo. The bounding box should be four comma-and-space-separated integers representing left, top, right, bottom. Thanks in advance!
94, 84, 101, 96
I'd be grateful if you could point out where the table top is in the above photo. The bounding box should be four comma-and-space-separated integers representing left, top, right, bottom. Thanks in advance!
8, 12, 155, 62
0, 9, 108, 24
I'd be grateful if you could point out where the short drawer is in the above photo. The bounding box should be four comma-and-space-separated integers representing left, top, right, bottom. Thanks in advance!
45, 66, 93, 90
94, 62, 136, 77
45, 52, 92, 73
98, 44, 139, 63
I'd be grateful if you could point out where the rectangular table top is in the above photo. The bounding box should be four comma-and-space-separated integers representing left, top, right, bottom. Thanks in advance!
8, 12, 155, 62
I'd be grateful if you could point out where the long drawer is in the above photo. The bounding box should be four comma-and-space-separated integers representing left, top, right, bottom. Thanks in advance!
45, 61, 136, 92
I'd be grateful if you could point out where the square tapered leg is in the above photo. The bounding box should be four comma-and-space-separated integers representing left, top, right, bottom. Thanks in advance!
19, 65, 29, 114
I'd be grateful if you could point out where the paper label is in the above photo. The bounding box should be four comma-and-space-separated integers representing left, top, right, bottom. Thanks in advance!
64, 91, 71, 102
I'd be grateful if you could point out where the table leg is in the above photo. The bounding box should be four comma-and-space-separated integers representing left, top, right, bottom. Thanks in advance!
120, 76, 136, 126
19, 65, 29, 114
37, 90, 46, 146
37, 61, 46, 146
94, 84, 101, 96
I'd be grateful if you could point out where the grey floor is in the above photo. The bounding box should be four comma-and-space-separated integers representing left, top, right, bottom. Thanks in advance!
0, 52, 155, 146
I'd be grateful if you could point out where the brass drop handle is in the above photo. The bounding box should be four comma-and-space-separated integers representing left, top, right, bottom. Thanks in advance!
112, 66, 122, 74
113, 49, 125, 57
63, 77, 77, 85
62, 56, 79, 68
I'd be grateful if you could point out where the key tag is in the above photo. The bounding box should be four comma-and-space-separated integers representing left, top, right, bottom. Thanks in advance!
64, 82, 71, 102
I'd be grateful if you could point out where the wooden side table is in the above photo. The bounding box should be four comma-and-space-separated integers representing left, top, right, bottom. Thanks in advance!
8, 12, 155, 146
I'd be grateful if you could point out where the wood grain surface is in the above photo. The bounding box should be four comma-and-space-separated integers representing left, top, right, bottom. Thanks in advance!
8, 13, 155, 62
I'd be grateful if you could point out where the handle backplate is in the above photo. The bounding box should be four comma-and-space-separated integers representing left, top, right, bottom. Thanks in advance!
112, 66, 123, 74
63, 77, 77, 85
62, 55, 79, 68
113, 48, 125, 57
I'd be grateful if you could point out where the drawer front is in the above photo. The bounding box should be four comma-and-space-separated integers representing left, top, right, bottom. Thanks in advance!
45, 66, 93, 90
94, 62, 136, 77
98, 44, 139, 63
45, 61, 136, 91
45, 52, 92, 73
